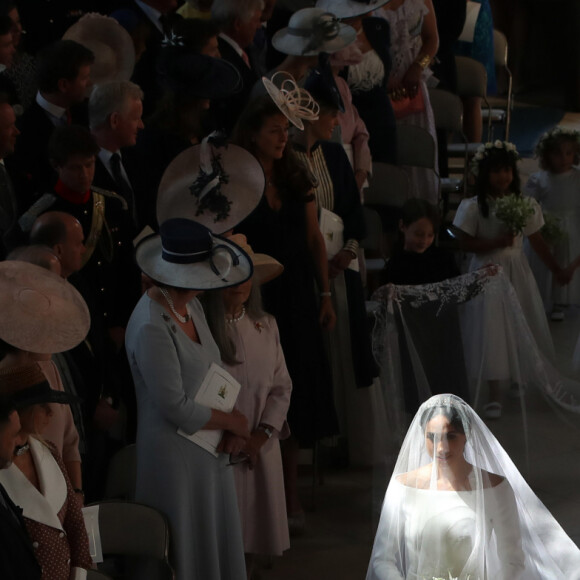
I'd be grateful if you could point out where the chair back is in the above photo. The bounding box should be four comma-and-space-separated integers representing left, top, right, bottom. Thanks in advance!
104, 444, 136, 500
454, 56, 487, 99
493, 29, 508, 67
428, 88, 464, 134
366, 162, 410, 208
87, 500, 174, 579
396, 125, 437, 171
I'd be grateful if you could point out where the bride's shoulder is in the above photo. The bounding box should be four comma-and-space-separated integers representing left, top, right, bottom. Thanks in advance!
479, 469, 505, 489
396, 465, 432, 489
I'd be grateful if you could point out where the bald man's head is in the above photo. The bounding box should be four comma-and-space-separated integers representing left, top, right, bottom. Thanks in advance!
6, 245, 61, 276
30, 211, 85, 278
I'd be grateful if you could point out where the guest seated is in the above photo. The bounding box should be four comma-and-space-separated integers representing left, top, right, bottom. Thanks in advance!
0, 393, 41, 580
0, 364, 93, 579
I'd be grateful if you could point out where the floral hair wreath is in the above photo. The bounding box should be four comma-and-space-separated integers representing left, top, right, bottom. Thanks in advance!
534, 126, 580, 158
470, 140, 520, 176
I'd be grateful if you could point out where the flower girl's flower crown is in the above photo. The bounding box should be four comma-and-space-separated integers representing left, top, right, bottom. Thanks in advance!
470, 140, 520, 175
535, 125, 580, 158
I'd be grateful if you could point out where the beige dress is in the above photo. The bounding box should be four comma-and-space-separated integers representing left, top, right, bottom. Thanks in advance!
225, 314, 292, 555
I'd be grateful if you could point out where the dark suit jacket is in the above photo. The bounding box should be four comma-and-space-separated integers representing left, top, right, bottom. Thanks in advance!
7, 100, 89, 207
211, 37, 259, 135
92, 150, 141, 234
0, 483, 42, 580
110, 2, 181, 117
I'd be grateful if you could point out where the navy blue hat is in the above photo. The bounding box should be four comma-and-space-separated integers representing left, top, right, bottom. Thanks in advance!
304, 57, 345, 112
136, 219, 253, 290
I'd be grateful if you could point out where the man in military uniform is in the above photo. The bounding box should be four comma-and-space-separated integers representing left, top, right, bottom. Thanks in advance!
20, 124, 140, 457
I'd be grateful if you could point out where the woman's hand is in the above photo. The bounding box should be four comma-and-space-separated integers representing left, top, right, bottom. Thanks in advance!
328, 249, 354, 279
217, 432, 247, 456
243, 431, 270, 469
319, 296, 336, 331
228, 409, 251, 440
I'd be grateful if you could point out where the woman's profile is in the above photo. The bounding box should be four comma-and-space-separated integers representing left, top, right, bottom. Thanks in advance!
367, 394, 580, 579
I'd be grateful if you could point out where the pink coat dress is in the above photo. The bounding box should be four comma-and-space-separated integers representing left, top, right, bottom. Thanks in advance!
225, 314, 292, 555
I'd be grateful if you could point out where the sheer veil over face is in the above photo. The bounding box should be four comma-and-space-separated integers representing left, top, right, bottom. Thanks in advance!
366, 394, 580, 580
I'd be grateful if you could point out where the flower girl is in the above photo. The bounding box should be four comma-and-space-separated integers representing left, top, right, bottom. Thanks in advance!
452, 141, 569, 417
524, 127, 580, 320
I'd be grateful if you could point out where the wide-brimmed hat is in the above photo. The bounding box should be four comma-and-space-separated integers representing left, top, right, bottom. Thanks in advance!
0, 364, 80, 409
136, 219, 253, 290
272, 8, 356, 56
157, 48, 241, 99
0, 262, 90, 354
262, 72, 320, 130
157, 133, 265, 234
63, 13, 136, 84
304, 57, 345, 112
315, 0, 392, 19
229, 234, 283, 284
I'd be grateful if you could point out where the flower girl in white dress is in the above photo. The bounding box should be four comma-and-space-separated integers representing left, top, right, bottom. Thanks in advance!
452, 141, 570, 417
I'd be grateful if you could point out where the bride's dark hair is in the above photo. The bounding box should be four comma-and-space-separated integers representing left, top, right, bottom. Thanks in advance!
419, 403, 467, 435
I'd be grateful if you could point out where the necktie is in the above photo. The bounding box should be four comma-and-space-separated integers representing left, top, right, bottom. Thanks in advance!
110, 153, 137, 227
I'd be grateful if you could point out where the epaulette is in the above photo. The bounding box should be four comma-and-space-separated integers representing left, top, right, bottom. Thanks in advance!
18, 194, 57, 232
91, 185, 128, 211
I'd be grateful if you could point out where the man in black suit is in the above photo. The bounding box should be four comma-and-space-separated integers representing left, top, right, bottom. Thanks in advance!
6, 40, 94, 206
111, 0, 180, 116
89, 80, 145, 233
210, 0, 264, 134
0, 395, 41, 580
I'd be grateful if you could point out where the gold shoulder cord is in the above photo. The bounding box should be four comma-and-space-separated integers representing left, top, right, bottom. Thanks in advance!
82, 192, 106, 267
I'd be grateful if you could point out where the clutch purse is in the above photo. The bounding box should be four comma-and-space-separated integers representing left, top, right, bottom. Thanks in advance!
389, 89, 425, 119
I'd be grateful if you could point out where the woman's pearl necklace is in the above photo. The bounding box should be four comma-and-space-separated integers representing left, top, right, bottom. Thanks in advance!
226, 306, 246, 324
159, 287, 190, 324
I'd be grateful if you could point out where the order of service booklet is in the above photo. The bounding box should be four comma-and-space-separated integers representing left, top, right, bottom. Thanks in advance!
177, 363, 241, 457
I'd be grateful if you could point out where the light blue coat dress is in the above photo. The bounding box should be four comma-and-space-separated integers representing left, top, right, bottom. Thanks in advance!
125, 294, 246, 580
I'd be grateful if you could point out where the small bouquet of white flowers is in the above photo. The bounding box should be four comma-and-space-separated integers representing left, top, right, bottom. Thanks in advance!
541, 211, 567, 246
493, 194, 535, 234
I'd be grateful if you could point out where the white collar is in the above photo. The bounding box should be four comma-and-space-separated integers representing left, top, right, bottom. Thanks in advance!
219, 33, 245, 59
36, 91, 66, 121
0, 438, 66, 531
135, 0, 163, 32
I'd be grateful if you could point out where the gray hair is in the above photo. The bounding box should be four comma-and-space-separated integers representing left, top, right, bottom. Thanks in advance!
89, 81, 144, 130
211, 0, 264, 29
202, 282, 265, 366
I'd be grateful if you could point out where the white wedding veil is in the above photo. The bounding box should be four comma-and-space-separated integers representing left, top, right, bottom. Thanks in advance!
366, 394, 580, 580
371, 267, 580, 443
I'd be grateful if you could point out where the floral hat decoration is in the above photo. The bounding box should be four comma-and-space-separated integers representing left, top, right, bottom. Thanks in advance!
470, 140, 520, 176
262, 71, 320, 130
534, 126, 580, 158
157, 132, 265, 234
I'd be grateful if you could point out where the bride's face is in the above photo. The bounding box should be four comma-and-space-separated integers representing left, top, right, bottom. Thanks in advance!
424, 414, 466, 467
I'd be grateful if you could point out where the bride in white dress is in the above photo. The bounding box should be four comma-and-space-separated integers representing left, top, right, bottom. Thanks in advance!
366, 394, 580, 580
